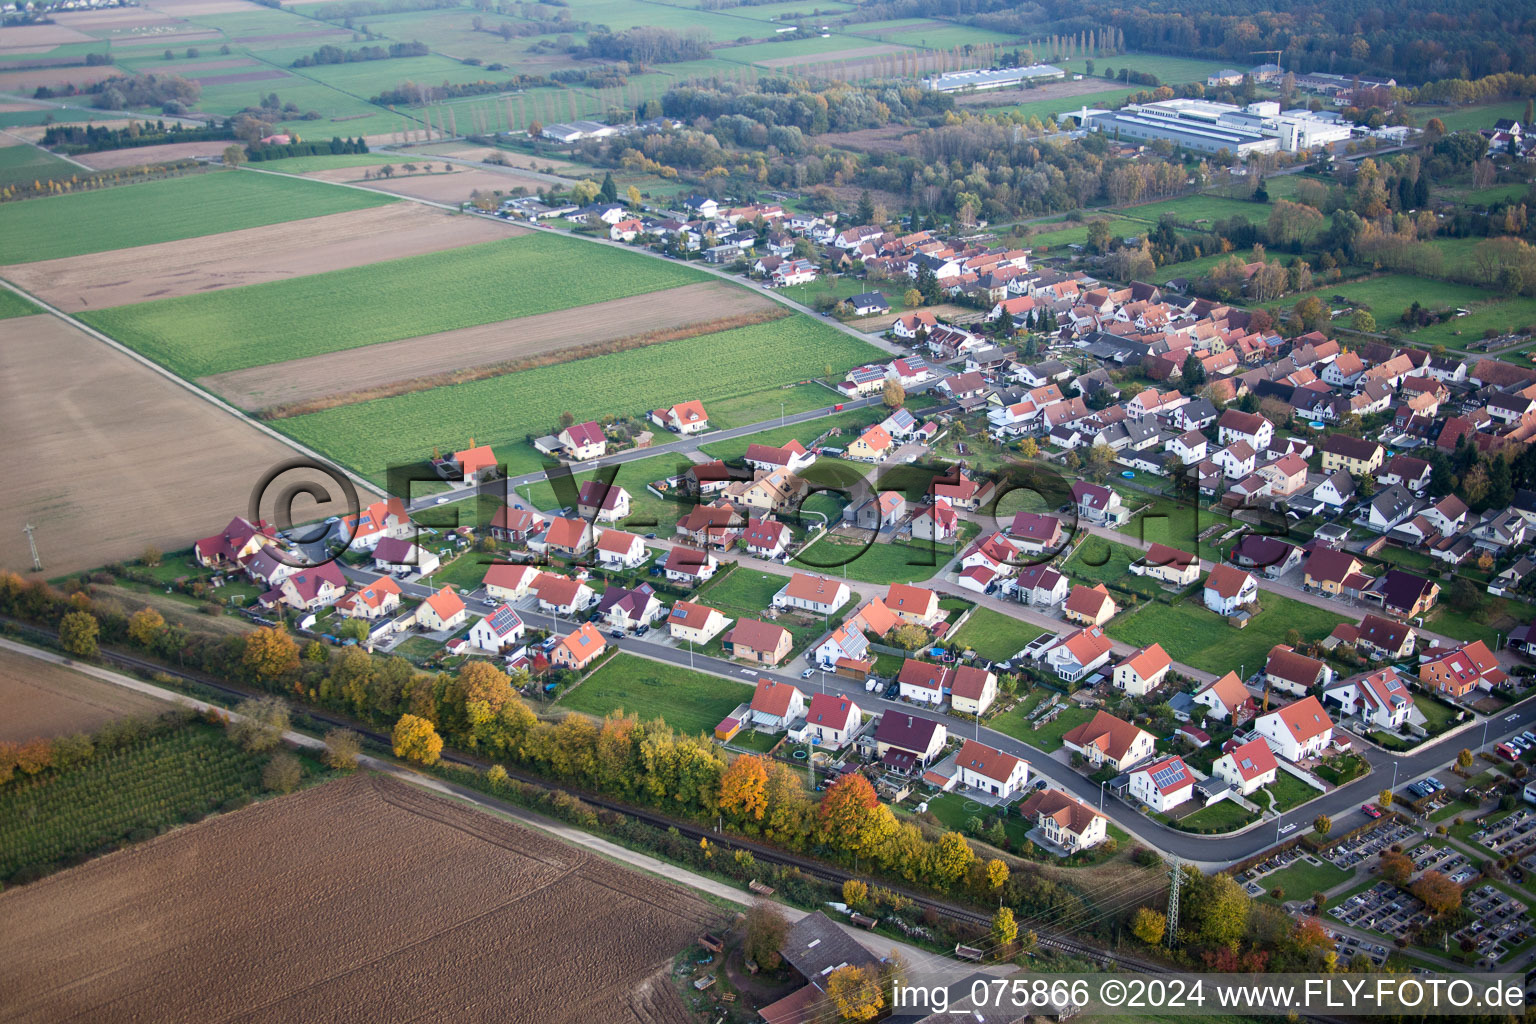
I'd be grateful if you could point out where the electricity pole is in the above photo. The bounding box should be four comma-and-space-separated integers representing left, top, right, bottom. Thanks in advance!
1165, 855, 1182, 948
23, 523, 41, 572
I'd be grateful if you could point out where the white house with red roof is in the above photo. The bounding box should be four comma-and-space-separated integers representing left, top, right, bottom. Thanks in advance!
1211, 737, 1278, 796
1323, 667, 1413, 730
1203, 564, 1258, 616
911, 499, 958, 542
651, 400, 709, 435
577, 480, 631, 523
663, 546, 718, 585
467, 603, 525, 653
740, 518, 791, 559
1112, 643, 1171, 696
336, 576, 401, 621
801, 692, 861, 748
593, 528, 647, 569
489, 505, 546, 545
532, 572, 595, 615
748, 678, 805, 731
415, 585, 468, 632
1193, 671, 1256, 723
896, 658, 951, 705
773, 573, 850, 615
272, 561, 347, 611
1040, 626, 1116, 683
956, 739, 1029, 800
194, 515, 276, 569
950, 665, 998, 716
1128, 755, 1195, 812
557, 421, 607, 461
447, 443, 498, 484
1255, 695, 1334, 762
483, 563, 540, 602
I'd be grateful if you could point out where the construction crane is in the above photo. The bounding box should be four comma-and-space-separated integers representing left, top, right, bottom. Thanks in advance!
1249, 49, 1285, 73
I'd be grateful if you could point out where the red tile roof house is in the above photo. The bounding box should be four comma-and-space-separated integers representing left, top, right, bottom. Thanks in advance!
872, 711, 947, 771
1203, 564, 1258, 616
1211, 737, 1278, 796
740, 518, 790, 559
336, 576, 402, 621
1192, 670, 1256, 723
557, 421, 607, 461
1263, 643, 1334, 697
773, 573, 850, 615
1018, 789, 1107, 853
1112, 643, 1171, 696
1255, 695, 1334, 762
1061, 710, 1155, 771
593, 528, 647, 569
440, 443, 499, 484
802, 692, 862, 748
415, 585, 467, 632
1040, 625, 1115, 683
1064, 583, 1117, 627
533, 516, 593, 559
1129, 542, 1201, 586
1323, 666, 1413, 730
271, 560, 347, 612
897, 658, 952, 706
483, 563, 540, 602
550, 623, 606, 671
1127, 755, 1195, 813
666, 600, 729, 645
884, 583, 942, 627
1419, 640, 1507, 698
722, 618, 793, 666
489, 505, 546, 545
576, 480, 631, 523
195, 515, 276, 569
532, 572, 595, 615
950, 665, 998, 716
663, 545, 718, 585
748, 678, 805, 731
956, 739, 1029, 799
651, 399, 709, 435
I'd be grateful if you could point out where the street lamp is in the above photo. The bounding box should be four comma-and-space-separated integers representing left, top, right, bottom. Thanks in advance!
1099, 778, 1106, 813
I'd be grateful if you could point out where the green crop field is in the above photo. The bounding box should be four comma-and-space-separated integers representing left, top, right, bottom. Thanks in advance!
1107, 594, 1348, 676
0, 289, 41, 320
0, 142, 82, 188
556, 653, 752, 737
0, 723, 270, 885
716, 35, 919, 65
1123, 194, 1273, 228
0, 170, 396, 264
278, 314, 884, 481
1022, 217, 1148, 251
240, 152, 399, 173
82, 232, 712, 378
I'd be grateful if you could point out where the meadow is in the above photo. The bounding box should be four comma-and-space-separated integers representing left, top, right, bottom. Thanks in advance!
81, 232, 711, 377
1106, 594, 1348, 676
277, 314, 884, 480
0, 170, 395, 264
0, 143, 81, 188
556, 653, 752, 737
0, 289, 40, 320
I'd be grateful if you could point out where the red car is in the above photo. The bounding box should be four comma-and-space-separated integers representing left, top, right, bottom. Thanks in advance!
1361, 803, 1382, 818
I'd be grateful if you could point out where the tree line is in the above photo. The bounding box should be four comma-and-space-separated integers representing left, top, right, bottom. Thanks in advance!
42, 119, 234, 155
291, 41, 429, 67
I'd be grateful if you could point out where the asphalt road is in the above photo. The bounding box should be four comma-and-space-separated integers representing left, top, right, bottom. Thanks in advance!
343, 558, 1536, 868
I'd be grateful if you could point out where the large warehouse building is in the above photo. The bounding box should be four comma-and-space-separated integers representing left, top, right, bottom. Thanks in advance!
922, 64, 1066, 92
1080, 99, 1353, 156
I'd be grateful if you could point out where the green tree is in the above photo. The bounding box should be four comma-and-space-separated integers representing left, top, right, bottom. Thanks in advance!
856, 189, 875, 225
59, 610, 99, 658
1182, 351, 1206, 386
1351, 309, 1376, 333
599, 170, 617, 203
1313, 814, 1332, 836
338, 617, 369, 643
744, 900, 788, 969
1185, 870, 1248, 949
903, 287, 923, 307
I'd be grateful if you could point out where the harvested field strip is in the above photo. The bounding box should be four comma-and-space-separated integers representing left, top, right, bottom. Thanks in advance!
80, 232, 712, 378
0, 169, 396, 263
3, 202, 511, 312
0, 315, 332, 578
204, 284, 785, 414
278, 314, 883, 482
0, 647, 167, 742
0, 774, 716, 1023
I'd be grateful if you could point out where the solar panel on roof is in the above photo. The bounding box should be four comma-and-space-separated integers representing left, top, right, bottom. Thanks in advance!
1150, 762, 1188, 789
488, 606, 519, 634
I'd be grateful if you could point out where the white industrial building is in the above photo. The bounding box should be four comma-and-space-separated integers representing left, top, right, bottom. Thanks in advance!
1080, 98, 1353, 156
923, 64, 1065, 92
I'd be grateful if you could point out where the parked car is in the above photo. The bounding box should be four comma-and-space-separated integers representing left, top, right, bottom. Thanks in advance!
1361, 803, 1382, 818
1426, 776, 1445, 791
801, 667, 816, 679
610, 629, 624, 639
1496, 742, 1520, 762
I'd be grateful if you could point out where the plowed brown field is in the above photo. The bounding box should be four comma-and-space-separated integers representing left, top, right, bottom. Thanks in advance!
0, 774, 715, 1024
304, 165, 552, 201
0, 314, 325, 577
2, 203, 513, 311
201, 280, 780, 411
0, 647, 165, 742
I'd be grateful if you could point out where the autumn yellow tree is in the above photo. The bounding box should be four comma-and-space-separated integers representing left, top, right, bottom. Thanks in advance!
1018, 437, 1039, 458
985, 857, 1008, 891
323, 728, 361, 771
59, 610, 99, 658
455, 660, 514, 715
127, 606, 166, 648
719, 754, 770, 822
393, 713, 443, 765
882, 378, 905, 408
842, 878, 869, 909
243, 626, 299, 682
1131, 906, 1167, 945
991, 906, 1018, 955
826, 964, 884, 1022
928, 831, 975, 889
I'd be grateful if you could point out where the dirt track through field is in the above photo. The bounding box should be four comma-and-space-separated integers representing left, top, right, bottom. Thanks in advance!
202, 281, 782, 412
0, 314, 327, 577
2, 203, 514, 311
0, 647, 166, 742
0, 774, 715, 1024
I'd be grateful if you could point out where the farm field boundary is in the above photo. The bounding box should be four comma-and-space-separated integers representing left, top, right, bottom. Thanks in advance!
1, 203, 512, 312
0, 646, 165, 742
204, 283, 787, 416
77, 231, 714, 378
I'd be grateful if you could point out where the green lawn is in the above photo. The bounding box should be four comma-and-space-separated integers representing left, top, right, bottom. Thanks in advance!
83, 232, 713, 378
1118, 496, 1238, 557
0, 170, 395, 263
991, 702, 1094, 753
1107, 594, 1349, 677
1174, 799, 1260, 834
515, 452, 696, 534
699, 404, 887, 462
555, 652, 753, 737
1266, 771, 1323, 813
791, 533, 957, 585
0, 142, 82, 189
1060, 535, 1162, 597
244, 153, 400, 173
1023, 217, 1148, 252
1258, 857, 1352, 900
278, 313, 882, 483
1425, 594, 1536, 650
950, 606, 1044, 662
1412, 693, 1462, 734
0, 289, 41, 320
1122, 194, 1274, 228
